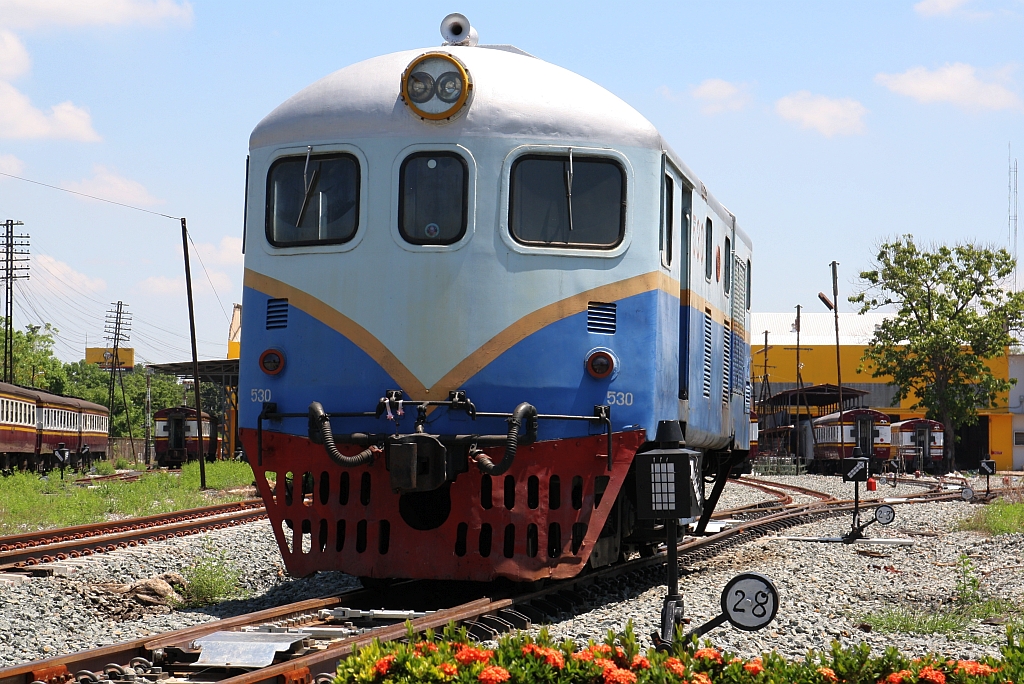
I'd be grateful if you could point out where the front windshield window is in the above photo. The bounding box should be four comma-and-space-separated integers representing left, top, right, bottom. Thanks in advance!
266, 153, 360, 246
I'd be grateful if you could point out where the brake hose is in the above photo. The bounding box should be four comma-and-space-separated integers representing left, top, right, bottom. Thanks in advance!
471, 402, 538, 476
307, 402, 379, 467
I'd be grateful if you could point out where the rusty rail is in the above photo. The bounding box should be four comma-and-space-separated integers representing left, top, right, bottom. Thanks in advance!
0, 501, 265, 570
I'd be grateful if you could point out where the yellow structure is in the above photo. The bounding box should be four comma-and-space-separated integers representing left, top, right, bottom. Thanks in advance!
752, 312, 1015, 471
85, 347, 135, 371
227, 304, 241, 360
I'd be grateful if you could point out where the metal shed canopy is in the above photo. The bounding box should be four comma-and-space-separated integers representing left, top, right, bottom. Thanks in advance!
148, 359, 239, 387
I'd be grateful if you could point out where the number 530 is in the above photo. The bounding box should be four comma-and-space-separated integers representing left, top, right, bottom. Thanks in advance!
251, 388, 272, 402
605, 391, 633, 406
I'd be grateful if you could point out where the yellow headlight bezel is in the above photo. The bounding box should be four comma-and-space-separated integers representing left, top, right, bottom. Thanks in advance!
400, 52, 472, 121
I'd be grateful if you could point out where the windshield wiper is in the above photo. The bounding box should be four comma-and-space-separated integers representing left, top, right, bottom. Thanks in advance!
565, 147, 574, 233
296, 145, 320, 227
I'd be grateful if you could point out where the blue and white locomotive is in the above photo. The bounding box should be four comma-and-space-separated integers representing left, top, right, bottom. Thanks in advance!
239, 14, 753, 582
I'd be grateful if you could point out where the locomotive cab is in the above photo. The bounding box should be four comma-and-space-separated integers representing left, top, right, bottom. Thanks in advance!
238, 15, 753, 583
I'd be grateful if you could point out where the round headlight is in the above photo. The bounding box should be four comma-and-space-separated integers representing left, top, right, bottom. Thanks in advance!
586, 350, 615, 380
401, 52, 472, 121
435, 71, 464, 103
259, 349, 285, 376
407, 71, 435, 103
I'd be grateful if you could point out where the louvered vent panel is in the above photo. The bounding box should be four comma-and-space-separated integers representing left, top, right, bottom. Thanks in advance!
723, 321, 732, 405
744, 381, 751, 412
732, 259, 746, 337
587, 302, 617, 334
266, 298, 289, 330
702, 311, 712, 398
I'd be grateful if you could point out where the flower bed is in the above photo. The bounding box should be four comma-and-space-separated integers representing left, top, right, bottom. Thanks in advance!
333, 623, 1024, 684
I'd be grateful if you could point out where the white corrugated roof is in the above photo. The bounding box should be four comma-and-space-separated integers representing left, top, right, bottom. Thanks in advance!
751, 312, 892, 347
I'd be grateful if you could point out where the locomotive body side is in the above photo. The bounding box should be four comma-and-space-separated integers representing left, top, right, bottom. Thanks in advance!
238, 44, 752, 581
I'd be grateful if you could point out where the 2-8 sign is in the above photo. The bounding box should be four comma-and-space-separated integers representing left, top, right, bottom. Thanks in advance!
721, 573, 779, 631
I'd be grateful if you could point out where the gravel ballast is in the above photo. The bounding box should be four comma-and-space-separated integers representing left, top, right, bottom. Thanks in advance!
539, 475, 1023, 660
1, 474, 1020, 667
0, 519, 361, 667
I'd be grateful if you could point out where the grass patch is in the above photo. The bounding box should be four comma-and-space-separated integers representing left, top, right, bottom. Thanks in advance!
0, 461, 255, 534
861, 606, 971, 635
94, 460, 116, 476
959, 500, 1024, 535
178, 544, 245, 607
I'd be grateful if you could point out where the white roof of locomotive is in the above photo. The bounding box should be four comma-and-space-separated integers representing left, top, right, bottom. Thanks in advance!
250, 46, 660, 150
249, 44, 751, 248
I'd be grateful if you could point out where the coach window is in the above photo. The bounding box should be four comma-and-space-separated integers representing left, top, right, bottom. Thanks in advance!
399, 152, 468, 245
704, 218, 713, 281
746, 259, 752, 309
266, 153, 360, 247
723, 237, 731, 293
661, 174, 674, 267
509, 154, 625, 248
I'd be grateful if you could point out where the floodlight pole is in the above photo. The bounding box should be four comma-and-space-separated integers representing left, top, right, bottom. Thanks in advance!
181, 217, 206, 490
831, 261, 845, 466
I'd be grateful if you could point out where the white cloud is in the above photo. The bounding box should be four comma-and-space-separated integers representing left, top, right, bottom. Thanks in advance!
875, 63, 1022, 111
689, 78, 752, 114
913, 0, 974, 16
0, 30, 30, 79
139, 270, 233, 297
194, 236, 243, 268
0, 0, 192, 29
32, 254, 106, 294
0, 81, 100, 141
0, 153, 24, 176
775, 91, 867, 137
64, 165, 161, 206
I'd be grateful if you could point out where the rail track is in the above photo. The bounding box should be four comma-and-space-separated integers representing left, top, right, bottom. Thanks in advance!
0, 500, 265, 571
0, 477, 987, 684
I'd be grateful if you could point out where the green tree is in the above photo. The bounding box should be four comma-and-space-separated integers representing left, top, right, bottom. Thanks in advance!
851, 236, 1024, 469
0, 321, 68, 392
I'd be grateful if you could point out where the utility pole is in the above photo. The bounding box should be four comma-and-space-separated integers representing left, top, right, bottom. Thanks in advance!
181, 218, 206, 489
105, 302, 136, 459
1, 221, 29, 384
145, 368, 153, 466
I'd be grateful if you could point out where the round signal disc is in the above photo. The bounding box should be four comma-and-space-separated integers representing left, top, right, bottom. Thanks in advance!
401, 52, 472, 120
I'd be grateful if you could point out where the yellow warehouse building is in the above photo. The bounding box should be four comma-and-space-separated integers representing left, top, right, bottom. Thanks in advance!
752, 312, 1022, 472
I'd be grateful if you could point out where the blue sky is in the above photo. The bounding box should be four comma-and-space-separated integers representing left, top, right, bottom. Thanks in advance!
0, 0, 1022, 363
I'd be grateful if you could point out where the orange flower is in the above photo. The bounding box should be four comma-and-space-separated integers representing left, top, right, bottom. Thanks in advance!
374, 655, 396, 676
592, 644, 614, 656
478, 666, 510, 684
522, 644, 565, 669
818, 667, 838, 683
414, 642, 438, 655
594, 658, 617, 671
438, 662, 458, 677
573, 650, 595, 662
454, 645, 494, 666
666, 657, 687, 678
695, 648, 724, 664
744, 659, 764, 676
604, 667, 638, 684
692, 672, 713, 684
631, 655, 650, 670
918, 666, 946, 684
956, 661, 999, 677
